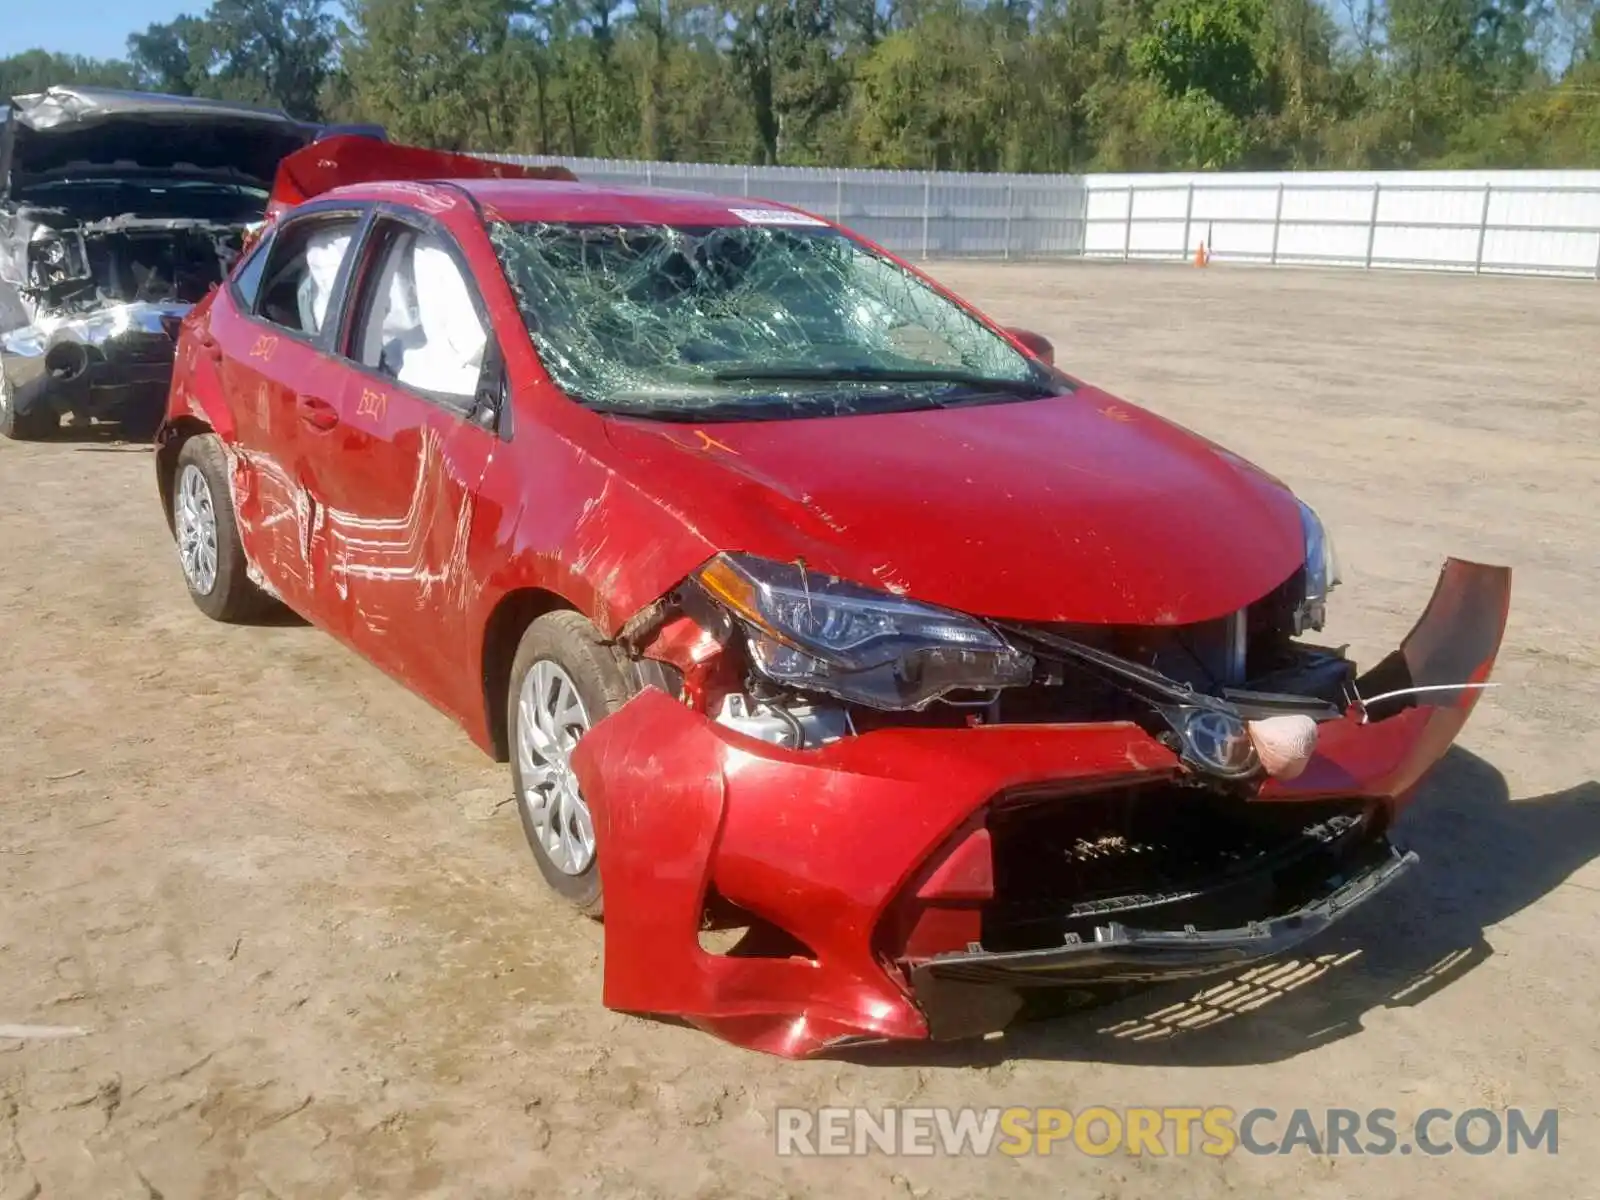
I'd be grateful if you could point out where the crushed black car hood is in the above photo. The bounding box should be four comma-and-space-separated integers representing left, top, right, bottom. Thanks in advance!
2, 87, 320, 194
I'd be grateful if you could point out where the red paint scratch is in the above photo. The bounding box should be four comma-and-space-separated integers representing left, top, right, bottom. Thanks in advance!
693, 430, 739, 456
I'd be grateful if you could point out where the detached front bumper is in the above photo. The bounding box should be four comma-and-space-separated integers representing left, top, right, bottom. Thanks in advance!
571, 558, 1510, 1058
909, 839, 1415, 1042
1, 300, 186, 421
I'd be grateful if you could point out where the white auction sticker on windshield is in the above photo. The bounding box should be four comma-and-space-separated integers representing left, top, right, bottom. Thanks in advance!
730, 207, 828, 226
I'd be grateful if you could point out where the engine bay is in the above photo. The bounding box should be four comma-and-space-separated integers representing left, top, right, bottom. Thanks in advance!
40, 222, 242, 314
6, 212, 248, 320
1, 180, 263, 322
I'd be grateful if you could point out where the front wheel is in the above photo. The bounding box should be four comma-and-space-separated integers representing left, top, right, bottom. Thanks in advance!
171, 433, 271, 622
0, 373, 58, 441
507, 611, 637, 918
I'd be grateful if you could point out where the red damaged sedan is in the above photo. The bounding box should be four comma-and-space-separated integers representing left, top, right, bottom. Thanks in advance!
155, 138, 1510, 1058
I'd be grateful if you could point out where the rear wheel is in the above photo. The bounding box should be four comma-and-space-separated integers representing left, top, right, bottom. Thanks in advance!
172, 433, 270, 622
508, 611, 637, 917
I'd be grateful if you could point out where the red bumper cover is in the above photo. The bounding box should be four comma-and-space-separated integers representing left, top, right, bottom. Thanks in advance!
571, 559, 1511, 1057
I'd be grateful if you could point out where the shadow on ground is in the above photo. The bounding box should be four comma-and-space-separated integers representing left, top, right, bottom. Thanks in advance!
843, 747, 1600, 1069
12, 409, 164, 448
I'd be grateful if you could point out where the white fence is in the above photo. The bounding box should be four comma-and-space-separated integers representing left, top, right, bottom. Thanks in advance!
492, 157, 1091, 260
493, 155, 1600, 280
1088, 169, 1600, 277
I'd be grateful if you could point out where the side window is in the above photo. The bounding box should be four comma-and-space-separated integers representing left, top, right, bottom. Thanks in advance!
351, 222, 489, 405
254, 214, 361, 337
230, 230, 272, 309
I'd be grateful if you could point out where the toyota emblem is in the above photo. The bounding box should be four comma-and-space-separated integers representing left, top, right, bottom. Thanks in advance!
1183, 709, 1257, 776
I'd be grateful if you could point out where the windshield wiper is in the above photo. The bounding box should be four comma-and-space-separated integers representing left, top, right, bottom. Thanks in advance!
587, 387, 981, 423
589, 399, 779, 423
710, 364, 1056, 396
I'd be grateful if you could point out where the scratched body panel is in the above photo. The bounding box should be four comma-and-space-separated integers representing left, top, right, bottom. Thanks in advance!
322, 373, 499, 726
206, 305, 350, 620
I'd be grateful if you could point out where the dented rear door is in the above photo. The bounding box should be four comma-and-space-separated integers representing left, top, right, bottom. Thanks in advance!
209, 206, 367, 628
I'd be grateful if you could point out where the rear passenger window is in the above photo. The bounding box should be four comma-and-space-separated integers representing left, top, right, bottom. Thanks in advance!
230, 231, 272, 309
352, 223, 489, 404
254, 215, 361, 336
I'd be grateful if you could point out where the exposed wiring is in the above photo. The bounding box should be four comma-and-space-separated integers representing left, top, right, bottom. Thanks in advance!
772, 702, 807, 750
796, 556, 813, 622
1353, 681, 1500, 724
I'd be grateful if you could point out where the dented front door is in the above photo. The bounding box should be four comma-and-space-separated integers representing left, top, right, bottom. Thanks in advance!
317, 377, 495, 725
306, 213, 502, 724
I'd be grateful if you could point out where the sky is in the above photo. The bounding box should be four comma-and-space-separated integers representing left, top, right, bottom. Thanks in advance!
3, 0, 199, 62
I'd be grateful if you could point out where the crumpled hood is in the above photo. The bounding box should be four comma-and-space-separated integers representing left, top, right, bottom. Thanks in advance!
4, 86, 316, 191
601, 387, 1307, 626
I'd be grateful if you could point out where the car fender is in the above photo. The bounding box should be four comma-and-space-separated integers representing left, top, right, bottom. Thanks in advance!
464, 426, 720, 753
476, 427, 719, 637
161, 293, 236, 444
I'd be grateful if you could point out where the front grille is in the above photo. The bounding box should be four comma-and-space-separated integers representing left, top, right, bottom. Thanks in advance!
981, 783, 1377, 952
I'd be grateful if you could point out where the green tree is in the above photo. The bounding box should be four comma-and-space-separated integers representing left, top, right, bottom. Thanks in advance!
11, 0, 1600, 173
728, 0, 848, 164
1133, 0, 1270, 116
342, 0, 550, 149
0, 51, 138, 98
127, 0, 336, 118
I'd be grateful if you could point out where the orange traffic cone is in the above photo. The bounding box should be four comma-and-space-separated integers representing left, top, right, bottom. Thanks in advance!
1193, 240, 1209, 267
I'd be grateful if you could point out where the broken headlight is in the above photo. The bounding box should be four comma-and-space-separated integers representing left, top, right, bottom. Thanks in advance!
695, 553, 1034, 710
1296, 500, 1343, 633
27, 229, 89, 289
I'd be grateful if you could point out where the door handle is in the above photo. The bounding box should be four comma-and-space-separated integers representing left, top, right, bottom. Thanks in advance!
193, 331, 222, 362
297, 395, 339, 431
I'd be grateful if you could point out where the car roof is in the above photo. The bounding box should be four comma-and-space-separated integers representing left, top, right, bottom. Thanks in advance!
326, 177, 832, 229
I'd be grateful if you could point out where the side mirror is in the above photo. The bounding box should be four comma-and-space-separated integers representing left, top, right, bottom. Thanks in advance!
1007, 327, 1054, 365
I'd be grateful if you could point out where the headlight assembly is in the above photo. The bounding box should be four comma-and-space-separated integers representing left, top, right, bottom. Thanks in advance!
1296, 500, 1342, 632
694, 552, 1034, 710
26, 228, 89, 288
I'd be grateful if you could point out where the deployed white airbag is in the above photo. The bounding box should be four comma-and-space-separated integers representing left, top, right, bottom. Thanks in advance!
297, 227, 352, 332
392, 237, 487, 397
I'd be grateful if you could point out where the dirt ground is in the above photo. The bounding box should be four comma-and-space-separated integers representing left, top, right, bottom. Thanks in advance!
2, 262, 1597, 1199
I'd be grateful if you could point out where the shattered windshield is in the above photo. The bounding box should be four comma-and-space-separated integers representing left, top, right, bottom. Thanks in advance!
488, 220, 1061, 419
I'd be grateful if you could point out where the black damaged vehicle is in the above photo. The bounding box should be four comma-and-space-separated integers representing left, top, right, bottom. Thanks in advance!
0, 86, 380, 440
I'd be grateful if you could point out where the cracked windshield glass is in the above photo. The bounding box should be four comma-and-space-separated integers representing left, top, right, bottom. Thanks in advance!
488, 219, 1058, 419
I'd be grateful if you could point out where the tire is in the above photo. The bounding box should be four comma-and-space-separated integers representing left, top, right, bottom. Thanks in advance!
507, 610, 637, 918
171, 433, 271, 622
0, 373, 58, 441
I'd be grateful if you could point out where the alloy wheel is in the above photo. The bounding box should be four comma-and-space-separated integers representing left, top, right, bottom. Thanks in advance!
516, 659, 596, 875
175, 463, 219, 595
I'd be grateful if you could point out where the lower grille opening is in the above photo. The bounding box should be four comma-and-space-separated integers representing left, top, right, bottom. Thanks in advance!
982, 784, 1383, 954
